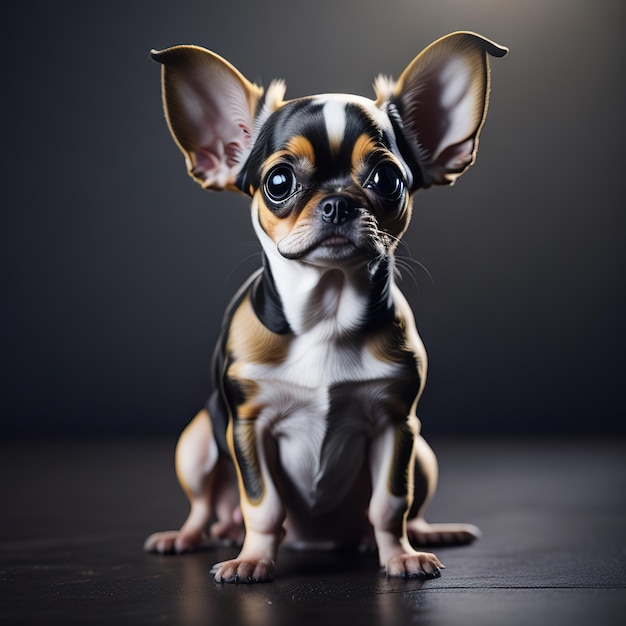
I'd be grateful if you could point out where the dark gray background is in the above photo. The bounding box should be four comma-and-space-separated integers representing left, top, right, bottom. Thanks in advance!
3, 0, 624, 437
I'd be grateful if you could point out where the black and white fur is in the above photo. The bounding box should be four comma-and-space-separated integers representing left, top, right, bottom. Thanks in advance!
144, 32, 507, 583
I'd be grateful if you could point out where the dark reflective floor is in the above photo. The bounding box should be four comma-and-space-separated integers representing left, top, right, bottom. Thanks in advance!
1, 437, 625, 625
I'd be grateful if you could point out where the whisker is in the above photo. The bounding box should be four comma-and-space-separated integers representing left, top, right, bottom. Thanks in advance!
224, 248, 263, 285
394, 255, 435, 292
381, 232, 435, 291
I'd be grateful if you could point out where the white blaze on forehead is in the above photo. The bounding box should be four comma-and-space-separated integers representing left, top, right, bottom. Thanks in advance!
311, 93, 412, 188
322, 99, 347, 150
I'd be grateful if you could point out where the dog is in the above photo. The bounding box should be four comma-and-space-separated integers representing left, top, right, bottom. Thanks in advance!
144, 31, 507, 583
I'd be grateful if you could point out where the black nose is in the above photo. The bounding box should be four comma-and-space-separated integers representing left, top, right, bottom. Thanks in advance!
320, 195, 357, 225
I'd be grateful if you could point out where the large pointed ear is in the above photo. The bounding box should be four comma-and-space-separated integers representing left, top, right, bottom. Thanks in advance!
377, 32, 507, 188
151, 46, 265, 191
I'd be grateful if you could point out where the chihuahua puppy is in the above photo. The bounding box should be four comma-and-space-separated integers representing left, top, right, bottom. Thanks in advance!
145, 32, 507, 583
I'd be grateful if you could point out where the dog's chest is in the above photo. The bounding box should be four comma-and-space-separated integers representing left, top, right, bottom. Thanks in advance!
239, 332, 405, 511
225, 271, 422, 512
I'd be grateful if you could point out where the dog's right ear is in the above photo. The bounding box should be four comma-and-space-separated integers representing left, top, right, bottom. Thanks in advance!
151, 46, 265, 191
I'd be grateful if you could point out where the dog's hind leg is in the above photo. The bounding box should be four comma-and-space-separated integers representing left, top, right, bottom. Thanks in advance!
144, 409, 242, 554
406, 435, 481, 547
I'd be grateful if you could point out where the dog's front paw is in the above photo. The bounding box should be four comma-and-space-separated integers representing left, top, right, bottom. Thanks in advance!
385, 552, 445, 579
211, 558, 275, 584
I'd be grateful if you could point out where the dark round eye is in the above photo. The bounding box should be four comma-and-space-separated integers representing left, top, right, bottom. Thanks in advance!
367, 164, 405, 202
264, 165, 298, 204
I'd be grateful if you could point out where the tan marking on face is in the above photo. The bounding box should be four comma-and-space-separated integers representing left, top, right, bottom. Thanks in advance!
256, 192, 321, 248
256, 138, 316, 244
257, 199, 296, 244
285, 135, 316, 168
350, 134, 413, 243
351, 134, 379, 175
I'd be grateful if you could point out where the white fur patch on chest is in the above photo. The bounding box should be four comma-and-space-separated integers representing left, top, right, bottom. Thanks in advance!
242, 335, 404, 511
243, 325, 400, 388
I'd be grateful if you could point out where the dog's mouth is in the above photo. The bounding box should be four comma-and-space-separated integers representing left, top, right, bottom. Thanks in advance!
319, 235, 352, 247
277, 228, 363, 262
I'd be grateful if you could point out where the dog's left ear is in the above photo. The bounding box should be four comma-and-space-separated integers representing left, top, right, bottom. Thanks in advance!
151, 46, 266, 191
377, 32, 507, 189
